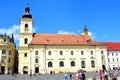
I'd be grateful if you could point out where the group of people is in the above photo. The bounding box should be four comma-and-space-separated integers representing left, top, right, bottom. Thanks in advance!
64, 73, 74, 80
76, 72, 85, 80
64, 69, 118, 80
109, 70, 117, 80
64, 72, 85, 80
99, 69, 108, 80
99, 69, 117, 80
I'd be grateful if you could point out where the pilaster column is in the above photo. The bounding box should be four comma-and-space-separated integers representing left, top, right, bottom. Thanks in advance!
5, 50, 8, 74
42, 46, 46, 74
30, 48, 33, 76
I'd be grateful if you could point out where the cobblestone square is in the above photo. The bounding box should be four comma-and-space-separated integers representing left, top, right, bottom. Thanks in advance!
0, 72, 99, 80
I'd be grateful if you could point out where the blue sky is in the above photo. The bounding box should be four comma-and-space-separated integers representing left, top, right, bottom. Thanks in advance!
0, 0, 120, 47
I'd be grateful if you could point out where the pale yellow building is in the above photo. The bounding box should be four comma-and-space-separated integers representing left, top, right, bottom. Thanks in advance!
18, 6, 108, 74
0, 34, 17, 74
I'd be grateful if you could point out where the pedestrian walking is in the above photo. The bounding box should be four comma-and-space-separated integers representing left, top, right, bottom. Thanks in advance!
112, 71, 117, 80
76, 73, 79, 80
104, 70, 108, 80
69, 73, 72, 80
64, 74, 68, 80
78, 72, 82, 80
82, 72, 85, 80
99, 69, 103, 80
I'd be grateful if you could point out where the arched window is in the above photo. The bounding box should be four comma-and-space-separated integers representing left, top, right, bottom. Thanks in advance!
35, 58, 39, 63
48, 61, 52, 67
23, 66, 28, 69
24, 24, 29, 33
24, 38, 28, 44
25, 23, 28, 28
81, 61, 85, 68
24, 53, 27, 57
91, 60, 95, 68
59, 61, 64, 67
71, 61, 75, 67
23, 66, 28, 74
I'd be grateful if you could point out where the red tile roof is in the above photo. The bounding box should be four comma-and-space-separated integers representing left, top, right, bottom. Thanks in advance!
30, 34, 101, 46
101, 42, 120, 51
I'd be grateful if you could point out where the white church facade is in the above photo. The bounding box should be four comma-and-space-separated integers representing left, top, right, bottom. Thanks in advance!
18, 6, 108, 74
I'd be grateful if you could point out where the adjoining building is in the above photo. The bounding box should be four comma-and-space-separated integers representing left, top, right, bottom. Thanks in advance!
18, 6, 108, 74
101, 42, 120, 70
0, 34, 18, 74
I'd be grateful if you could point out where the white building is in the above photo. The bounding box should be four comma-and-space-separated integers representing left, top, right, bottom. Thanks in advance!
18, 6, 108, 74
102, 42, 120, 70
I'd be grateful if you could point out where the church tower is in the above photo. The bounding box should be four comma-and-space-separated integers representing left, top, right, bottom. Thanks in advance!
19, 6, 34, 74
84, 25, 88, 36
20, 6, 33, 47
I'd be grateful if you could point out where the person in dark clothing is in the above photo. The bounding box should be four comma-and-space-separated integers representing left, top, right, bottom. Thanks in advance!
69, 73, 72, 80
50, 71, 52, 74
82, 72, 86, 80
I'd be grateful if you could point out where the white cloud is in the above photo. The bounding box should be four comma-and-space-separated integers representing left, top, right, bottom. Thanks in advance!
81, 31, 96, 39
0, 25, 37, 49
88, 32, 96, 39
33, 26, 38, 33
57, 30, 96, 39
0, 25, 20, 40
57, 30, 74, 34
0, 25, 37, 41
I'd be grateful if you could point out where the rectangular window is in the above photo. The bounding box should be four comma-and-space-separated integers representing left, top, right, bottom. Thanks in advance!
81, 51, 84, 55
2, 49, 6, 54
117, 58, 119, 62
48, 51, 51, 55
35, 58, 39, 63
112, 53, 114, 56
60, 51, 63, 55
1, 56, 6, 62
91, 51, 93, 55
9, 51, 12, 55
116, 53, 118, 56
107, 53, 109, 56
113, 58, 114, 62
35, 51, 39, 55
71, 51, 74, 55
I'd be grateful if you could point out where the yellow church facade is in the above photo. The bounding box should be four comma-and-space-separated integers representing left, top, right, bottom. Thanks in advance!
18, 6, 108, 74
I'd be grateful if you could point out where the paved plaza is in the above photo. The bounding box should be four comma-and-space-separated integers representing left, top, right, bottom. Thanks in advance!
0, 73, 98, 80
0, 71, 120, 80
